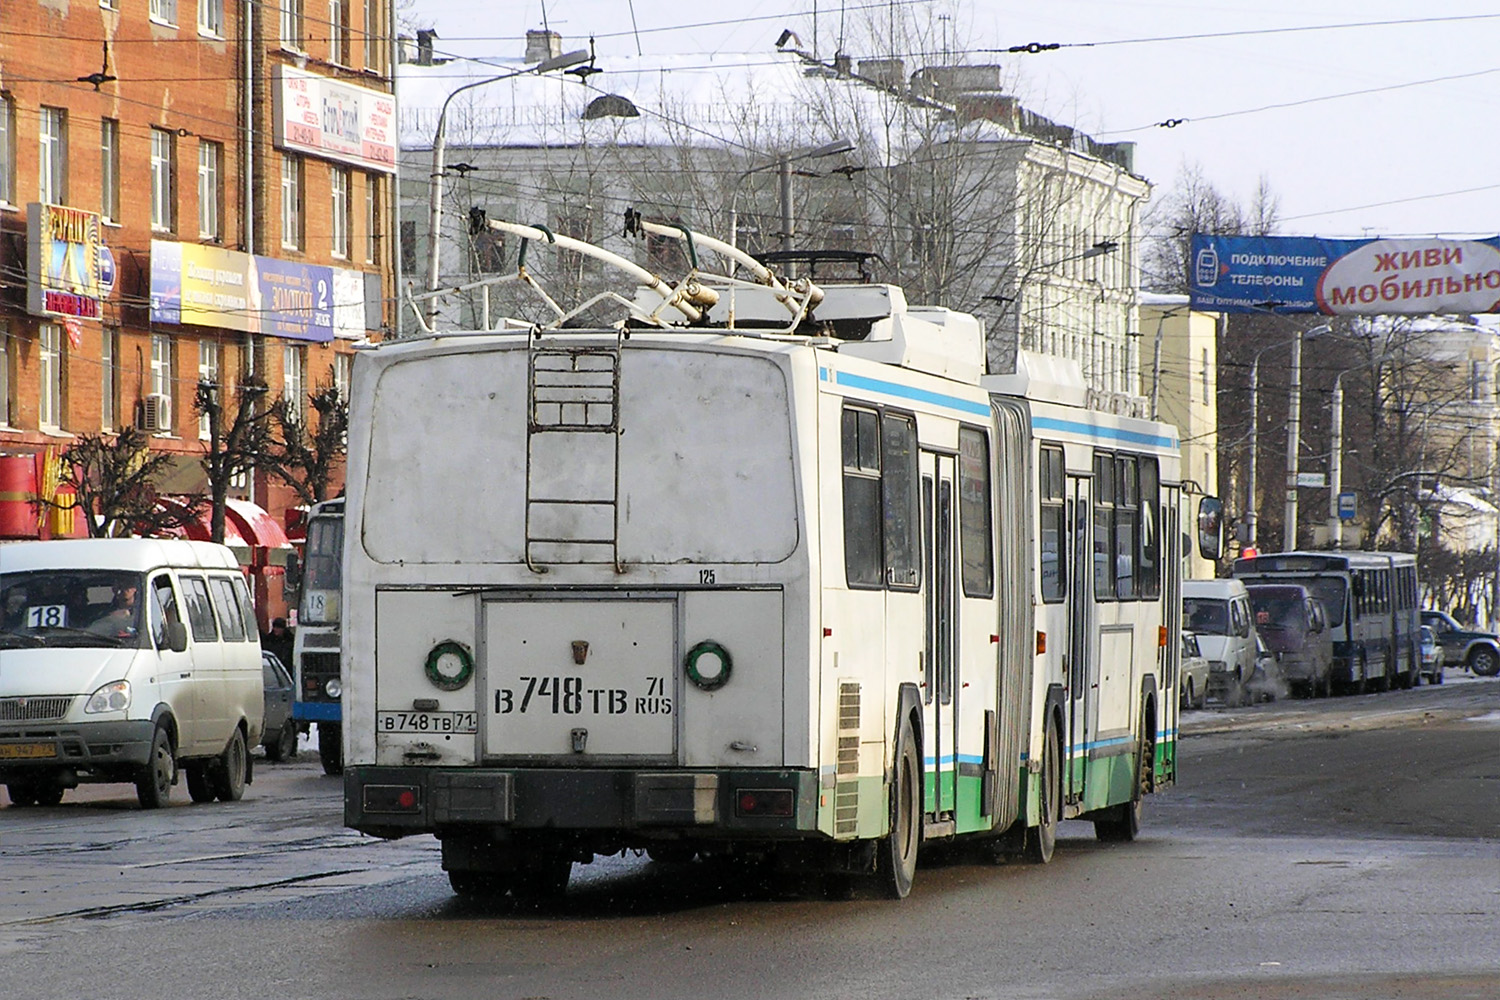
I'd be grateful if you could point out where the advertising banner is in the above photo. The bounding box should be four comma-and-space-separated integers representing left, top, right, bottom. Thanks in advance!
1190, 234, 1500, 315
27, 203, 105, 320
151, 241, 348, 343
272, 64, 396, 173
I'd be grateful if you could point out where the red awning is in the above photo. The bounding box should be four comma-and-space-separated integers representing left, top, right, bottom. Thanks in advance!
224, 497, 291, 549
157, 496, 250, 550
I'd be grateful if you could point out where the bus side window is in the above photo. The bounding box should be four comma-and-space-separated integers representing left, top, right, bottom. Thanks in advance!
957, 425, 993, 597
842, 407, 883, 588
882, 413, 921, 590
1039, 447, 1066, 603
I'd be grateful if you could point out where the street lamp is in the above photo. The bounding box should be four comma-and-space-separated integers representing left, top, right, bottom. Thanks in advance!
1327, 349, 1396, 548
424, 49, 591, 317
995, 241, 1119, 348
731, 138, 856, 259
1244, 324, 1329, 551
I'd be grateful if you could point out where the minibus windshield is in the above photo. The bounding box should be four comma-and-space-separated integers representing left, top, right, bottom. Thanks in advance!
0, 570, 151, 649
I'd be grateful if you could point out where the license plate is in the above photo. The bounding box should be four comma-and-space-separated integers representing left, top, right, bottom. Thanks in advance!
0, 742, 57, 760
377, 711, 477, 735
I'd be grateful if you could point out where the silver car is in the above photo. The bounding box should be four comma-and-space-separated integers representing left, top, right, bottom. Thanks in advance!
1180, 631, 1209, 709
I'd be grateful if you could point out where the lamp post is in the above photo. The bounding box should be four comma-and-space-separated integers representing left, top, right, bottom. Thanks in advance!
1244, 324, 1329, 551
1327, 350, 1395, 548
1282, 324, 1331, 551
424, 49, 591, 319
1000, 241, 1119, 352
731, 138, 855, 259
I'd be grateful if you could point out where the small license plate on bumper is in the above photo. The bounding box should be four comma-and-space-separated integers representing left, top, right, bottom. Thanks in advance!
0, 742, 57, 760
377, 711, 477, 735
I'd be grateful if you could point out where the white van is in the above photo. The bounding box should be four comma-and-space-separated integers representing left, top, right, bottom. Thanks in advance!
0, 538, 263, 809
1182, 578, 1258, 706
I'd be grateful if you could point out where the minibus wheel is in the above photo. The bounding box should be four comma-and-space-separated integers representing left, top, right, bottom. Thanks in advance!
135, 727, 175, 809
211, 729, 248, 802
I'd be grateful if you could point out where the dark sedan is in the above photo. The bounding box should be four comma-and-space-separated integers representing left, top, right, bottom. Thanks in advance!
261, 651, 298, 762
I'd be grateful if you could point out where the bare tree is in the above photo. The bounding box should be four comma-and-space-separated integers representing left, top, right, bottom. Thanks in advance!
272, 383, 349, 505
1142, 161, 1280, 293
196, 376, 280, 544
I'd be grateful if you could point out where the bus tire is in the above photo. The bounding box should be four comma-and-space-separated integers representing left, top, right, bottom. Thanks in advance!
318, 723, 344, 776
1025, 717, 1060, 864
1096, 719, 1151, 843
877, 714, 921, 898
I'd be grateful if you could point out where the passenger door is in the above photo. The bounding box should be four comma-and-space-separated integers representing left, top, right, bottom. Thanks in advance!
921, 452, 959, 819
1066, 475, 1095, 807
148, 573, 197, 753
177, 574, 226, 755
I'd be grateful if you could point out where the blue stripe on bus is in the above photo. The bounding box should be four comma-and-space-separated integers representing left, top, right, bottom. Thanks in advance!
820, 368, 993, 418
1032, 415, 1177, 449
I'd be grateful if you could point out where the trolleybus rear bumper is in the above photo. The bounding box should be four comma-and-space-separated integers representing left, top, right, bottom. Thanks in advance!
345, 765, 821, 841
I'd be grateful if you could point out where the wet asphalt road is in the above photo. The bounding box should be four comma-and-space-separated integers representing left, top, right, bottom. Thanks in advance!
1, 675, 1496, 1000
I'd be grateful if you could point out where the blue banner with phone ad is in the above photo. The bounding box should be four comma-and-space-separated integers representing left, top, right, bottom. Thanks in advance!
1189, 234, 1500, 315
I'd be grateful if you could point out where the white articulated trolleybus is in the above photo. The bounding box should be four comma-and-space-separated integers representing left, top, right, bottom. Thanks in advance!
342, 218, 1221, 899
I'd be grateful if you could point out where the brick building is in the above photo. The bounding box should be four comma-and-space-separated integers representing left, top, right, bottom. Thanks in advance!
1, 1, 394, 623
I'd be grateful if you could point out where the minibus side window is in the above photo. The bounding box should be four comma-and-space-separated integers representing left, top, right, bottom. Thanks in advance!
149, 575, 181, 650
208, 576, 247, 641
231, 576, 258, 638
180, 575, 220, 643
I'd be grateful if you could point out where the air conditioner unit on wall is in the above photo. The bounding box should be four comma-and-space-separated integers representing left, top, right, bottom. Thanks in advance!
137, 393, 171, 433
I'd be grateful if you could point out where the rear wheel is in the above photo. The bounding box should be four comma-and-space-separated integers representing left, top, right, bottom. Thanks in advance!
1096, 719, 1151, 842
135, 726, 175, 810
1431, 664, 1445, 685
1469, 647, 1500, 677
876, 715, 921, 897
1025, 717, 1060, 864
265, 723, 297, 763
185, 764, 216, 803
318, 723, 343, 776
210, 729, 248, 802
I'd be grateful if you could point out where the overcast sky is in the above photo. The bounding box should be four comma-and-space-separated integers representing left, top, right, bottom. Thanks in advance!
404, 1, 1500, 241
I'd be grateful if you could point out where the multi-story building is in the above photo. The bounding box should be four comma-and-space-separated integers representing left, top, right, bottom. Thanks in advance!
0, 1, 393, 623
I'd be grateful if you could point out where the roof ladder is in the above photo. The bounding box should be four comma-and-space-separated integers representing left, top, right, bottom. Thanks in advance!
523, 328, 625, 573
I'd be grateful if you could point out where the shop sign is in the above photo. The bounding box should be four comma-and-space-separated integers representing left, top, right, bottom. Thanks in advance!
27, 203, 105, 320
272, 64, 396, 173
150, 241, 339, 343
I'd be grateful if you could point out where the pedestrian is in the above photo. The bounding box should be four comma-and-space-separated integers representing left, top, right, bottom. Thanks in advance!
261, 617, 295, 668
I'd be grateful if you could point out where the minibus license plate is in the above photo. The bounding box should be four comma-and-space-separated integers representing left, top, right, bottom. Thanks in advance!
378, 711, 477, 735
0, 742, 57, 760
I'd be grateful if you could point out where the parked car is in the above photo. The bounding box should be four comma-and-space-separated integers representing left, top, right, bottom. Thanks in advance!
1419, 610, 1500, 676
261, 651, 297, 762
1183, 578, 1259, 706
1180, 631, 1209, 710
1246, 583, 1334, 698
1418, 625, 1445, 685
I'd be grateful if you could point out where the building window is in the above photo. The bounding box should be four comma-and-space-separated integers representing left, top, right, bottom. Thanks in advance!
363, 0, 381, 70
0, 97, 15, 207
0, 323, 11, 426
151, 129, 175, 231
283, 345, 305, 424
329, 0, 351, 64
198, 0, 223, 37
101, 327, 119, 431
39, 323, 63, 431
198, 140, 221, 239
150, 0, 178, 27
399, 219, 416, 272
334, 352, 352, 401
198, 340, 219, 439
39, 107, 67, 206
364, 173, 380, 264
281, 155, 303, 249
150, 333, 174, 434
279, 0, 303, 49
101, 119, 120, 223
330, 166, 350, 258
